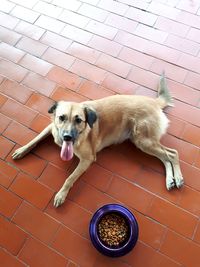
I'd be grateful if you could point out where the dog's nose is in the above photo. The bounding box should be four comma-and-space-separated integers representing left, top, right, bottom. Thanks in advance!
63, 134, 73, 141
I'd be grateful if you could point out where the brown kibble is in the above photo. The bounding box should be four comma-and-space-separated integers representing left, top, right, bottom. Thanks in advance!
98, 213, 128, 247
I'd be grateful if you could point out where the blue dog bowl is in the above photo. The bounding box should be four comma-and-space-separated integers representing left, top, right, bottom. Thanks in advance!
89, 204, 139, 257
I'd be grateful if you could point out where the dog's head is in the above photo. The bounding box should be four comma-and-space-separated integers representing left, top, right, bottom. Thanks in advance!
48, 101, 97, 161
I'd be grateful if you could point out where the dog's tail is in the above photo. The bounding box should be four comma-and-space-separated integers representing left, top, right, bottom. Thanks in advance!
157, 72, 174, 109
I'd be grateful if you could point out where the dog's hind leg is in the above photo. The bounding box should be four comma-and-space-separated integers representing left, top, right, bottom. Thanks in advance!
163, 146, 184, 189
134, 139, 184, 190
12, 123, 52, 160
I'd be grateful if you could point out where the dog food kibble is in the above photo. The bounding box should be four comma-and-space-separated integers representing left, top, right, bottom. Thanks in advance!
98, 213, 128, 247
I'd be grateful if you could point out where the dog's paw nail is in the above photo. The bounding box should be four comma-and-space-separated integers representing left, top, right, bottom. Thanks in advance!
12, 148, 25, 160
166, 180, 176, 190
176, 177, 184, 189
54, 191, 67, 208
12, 152, 20, 160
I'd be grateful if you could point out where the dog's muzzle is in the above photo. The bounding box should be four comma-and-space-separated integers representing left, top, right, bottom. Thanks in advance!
63, 133, 73, 142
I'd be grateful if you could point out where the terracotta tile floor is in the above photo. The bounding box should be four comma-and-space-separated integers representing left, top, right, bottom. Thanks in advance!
0, 0, 200, 266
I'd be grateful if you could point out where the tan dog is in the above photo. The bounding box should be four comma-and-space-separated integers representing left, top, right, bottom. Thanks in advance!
12, 75, 184, 207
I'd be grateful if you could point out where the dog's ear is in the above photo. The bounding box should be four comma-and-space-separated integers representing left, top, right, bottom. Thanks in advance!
84, 106, 97, 128
48, 102, 58, 114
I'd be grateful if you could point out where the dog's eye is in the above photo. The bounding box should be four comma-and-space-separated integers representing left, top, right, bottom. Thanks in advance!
59, 115, 66, 122
75, 117, 82, 124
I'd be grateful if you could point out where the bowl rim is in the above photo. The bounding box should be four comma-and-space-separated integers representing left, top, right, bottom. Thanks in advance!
89, 204, 139, 256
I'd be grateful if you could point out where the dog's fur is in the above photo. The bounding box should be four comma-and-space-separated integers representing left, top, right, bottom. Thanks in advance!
12, 75, 184, 207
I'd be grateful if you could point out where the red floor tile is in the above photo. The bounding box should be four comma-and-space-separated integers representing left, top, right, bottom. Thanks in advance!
134, 168, 181, 204
0, 113, 11, 134
94, 255, 130, 267
124, 241, 181, 267
0, 43, 25, 64
165, 34, 199, 55
68, 42, 101, 64
0, 216, 27, 255
35, 14, 65, 33
42, 47, 75, 70
51, 225, 98, 267
7, 146, 47, 178
0, 185, 22, 218
30, 114, 51, 133
0, 59, 28, 82
182, 123, 200, 147
11, 5, 39, 23
0, 135, 15, 159
107, 175, 153, 214
0, 93, 8, 107
70, 59, 107, 84
167, 114, 186, 138
51, 86, 87, 102
133, 209, 166, 250
79, 3, 109, 22
167, 79, 199, 106
70, 180, 118, 213
194, 222, 200, 245
150, 59, 188, 83
3, 120, 37, 146
47, 66, 82, 90
180, 161, 200, 191
10, 172, 53, 209
13, 202, 59, 243
26, 92, 54, 116
81, 162, 113, 192
19, 238, 67, 267
40, 31, 72, 52
119, 46, 154, 70
19, 54, 53, 76
0, 159, 18, 188
1, 1, 200, 266
154, 16, 189, 37
96, 53, 131, 78
22, 72, 56, 97
97, 147, 142, 181
15, 20, 45, 41
106, 12, 138, 34
88, 35, 122, 57
178, 186, 200, 216
39, 163, 70, 192
78, 80, 114, 99
160, 230, 200, 267
0, 25, 22, 45
61, 24, 92, 45
126, 6, 157, 26
0, 249, 26, 267
1, 98, 38, 127
46, 199, 91, 238
147, 197, 198, 238
0, 79, 33, 104
102, 73, 139, 94
0, 12, 19, 30
16, 36, 47, 57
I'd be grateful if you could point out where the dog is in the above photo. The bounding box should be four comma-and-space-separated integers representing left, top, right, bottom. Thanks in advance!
12, 74, 184, 207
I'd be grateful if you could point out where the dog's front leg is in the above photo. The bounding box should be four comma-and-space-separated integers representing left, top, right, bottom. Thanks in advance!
54, 158, 93, 207
12, 123, 52, 160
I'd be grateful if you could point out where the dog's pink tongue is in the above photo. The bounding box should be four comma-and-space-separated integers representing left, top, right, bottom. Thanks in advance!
60, 141, 73, 161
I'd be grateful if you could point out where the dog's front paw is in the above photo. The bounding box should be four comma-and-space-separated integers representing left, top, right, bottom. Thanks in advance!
54, 190, 68, 208
12, 147, 27, 160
